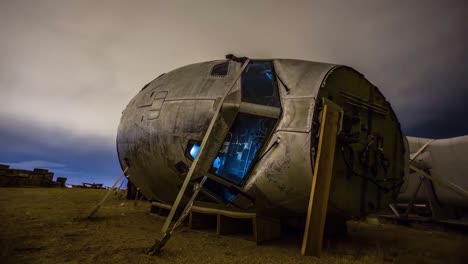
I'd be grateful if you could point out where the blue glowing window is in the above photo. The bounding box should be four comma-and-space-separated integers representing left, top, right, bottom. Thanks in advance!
186, 143, 239, 202
212, 113, 276, 184
189, 145, 200, 159
241, 61, 281, 107
185, 113, 276, 185
187, 143, 221, 169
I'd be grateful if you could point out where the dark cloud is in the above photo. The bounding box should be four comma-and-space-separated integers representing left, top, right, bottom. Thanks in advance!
404, 101, 468, 139
0, 115, 120, 186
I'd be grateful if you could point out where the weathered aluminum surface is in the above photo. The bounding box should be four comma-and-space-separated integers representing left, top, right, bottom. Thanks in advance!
400, 136, 468, 207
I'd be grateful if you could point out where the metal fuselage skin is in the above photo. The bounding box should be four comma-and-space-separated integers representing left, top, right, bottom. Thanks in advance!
400, 136, 468, 208
117, 59, 406, 217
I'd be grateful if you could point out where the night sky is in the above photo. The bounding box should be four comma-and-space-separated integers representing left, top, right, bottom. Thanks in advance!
0, 0, 466, 186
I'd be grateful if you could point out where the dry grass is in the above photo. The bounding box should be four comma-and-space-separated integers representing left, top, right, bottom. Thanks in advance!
0, 188, 466, 264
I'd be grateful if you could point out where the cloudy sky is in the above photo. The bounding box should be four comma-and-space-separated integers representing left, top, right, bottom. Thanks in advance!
0, 0, 466, 186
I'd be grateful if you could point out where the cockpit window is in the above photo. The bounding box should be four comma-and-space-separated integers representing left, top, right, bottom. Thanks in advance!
185, 60, 281, 201
186, 113, 276, 185
186, 142, 222, 169
241, 61, 281, 107
211, 113, 276, 184
211, 62, 229, 76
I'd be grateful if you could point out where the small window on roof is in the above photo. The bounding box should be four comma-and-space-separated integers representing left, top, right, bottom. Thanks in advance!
211, 62, 229, 76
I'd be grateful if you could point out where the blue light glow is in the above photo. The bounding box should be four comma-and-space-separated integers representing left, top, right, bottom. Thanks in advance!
189, 145, 200, 159
190, 144, 221, 169
213, 157, 221, 169
223, 189, 237, 202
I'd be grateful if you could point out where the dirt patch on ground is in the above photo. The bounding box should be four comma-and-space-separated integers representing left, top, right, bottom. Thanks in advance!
0, 188, 466, 263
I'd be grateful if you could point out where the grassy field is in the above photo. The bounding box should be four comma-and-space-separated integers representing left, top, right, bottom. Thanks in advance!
0, 188, 466, 264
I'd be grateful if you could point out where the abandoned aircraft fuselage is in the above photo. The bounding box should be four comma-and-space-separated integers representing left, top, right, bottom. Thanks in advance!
117, 59, 406, 217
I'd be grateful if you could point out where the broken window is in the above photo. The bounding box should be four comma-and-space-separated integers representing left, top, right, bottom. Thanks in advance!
185, 60, 281, 204
186, 113, 276, 185
210, 113, 277, 184
241, 61, 281, 107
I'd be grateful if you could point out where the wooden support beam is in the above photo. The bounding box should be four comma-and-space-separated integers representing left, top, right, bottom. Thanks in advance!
187, 202, 280, 243
150, 201, 172, 216
87, 167, 128, 218
301, 104, 341, 257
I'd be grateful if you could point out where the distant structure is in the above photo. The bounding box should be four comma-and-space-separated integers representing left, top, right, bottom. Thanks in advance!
0, 164, 66, 187
71, 182, 106, 189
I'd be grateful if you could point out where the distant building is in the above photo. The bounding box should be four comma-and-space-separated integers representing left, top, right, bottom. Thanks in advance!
71, 182, 106, 189
0, 164, 66, 187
